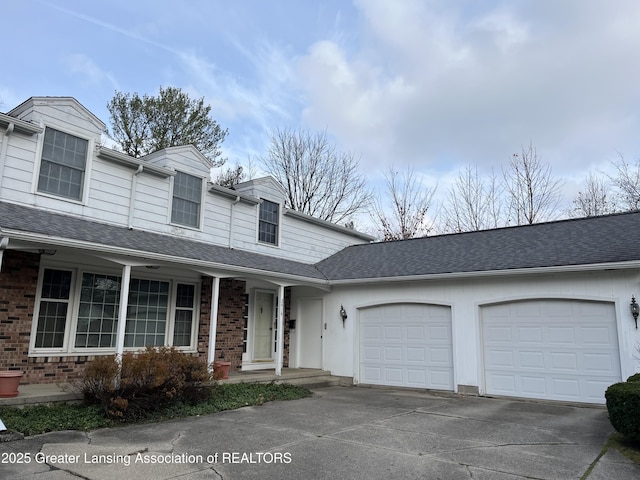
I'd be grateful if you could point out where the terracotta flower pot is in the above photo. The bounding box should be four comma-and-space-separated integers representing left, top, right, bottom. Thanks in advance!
213, 361, 231, 380
0, 371, 23, 398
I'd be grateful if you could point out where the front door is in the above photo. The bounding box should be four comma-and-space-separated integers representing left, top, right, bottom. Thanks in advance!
253, 291, 275, 360
298, 298, 323, 369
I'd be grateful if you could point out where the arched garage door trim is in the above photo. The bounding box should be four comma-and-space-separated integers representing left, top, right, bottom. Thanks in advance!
480, 298, 622, 404
357, 302, 454, 391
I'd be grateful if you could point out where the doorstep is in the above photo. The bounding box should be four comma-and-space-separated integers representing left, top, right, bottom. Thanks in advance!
0, 384, 80, 407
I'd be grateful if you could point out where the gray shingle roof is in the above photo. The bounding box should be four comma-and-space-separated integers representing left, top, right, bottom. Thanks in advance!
315, 211, 640, 281
0, 201, 325, 281
3, 200, 640, 284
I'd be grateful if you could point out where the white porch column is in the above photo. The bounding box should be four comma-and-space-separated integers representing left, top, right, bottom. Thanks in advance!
275, 284, 285, 377
207, 276, 221, 368
115, 264, 132, 361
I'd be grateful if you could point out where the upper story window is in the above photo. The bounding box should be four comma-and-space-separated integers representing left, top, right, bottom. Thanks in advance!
171, 171, 202, 228
37, 127, 88, 200
258, 199, 279, 245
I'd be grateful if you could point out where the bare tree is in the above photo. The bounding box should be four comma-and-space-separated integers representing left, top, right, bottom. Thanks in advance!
503, 142, 564, 225
571, 173, 616, 217
261, 128, 372, 224
607, 153, 640, 212
441, 165, 503, 233
370, 165, 437, 241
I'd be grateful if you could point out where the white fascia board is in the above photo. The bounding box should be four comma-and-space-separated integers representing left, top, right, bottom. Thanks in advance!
97, 147, 176, 178
327, 261, 640, 286
284, 209, 376, 241
0, 113, 44, 135
208, 183, 260, 205
2, 228, 329, 287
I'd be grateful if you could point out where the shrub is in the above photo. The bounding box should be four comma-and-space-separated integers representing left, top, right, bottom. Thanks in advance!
605, 381, 640, 441
79, 347, 213, 421
626, 373, 640, 382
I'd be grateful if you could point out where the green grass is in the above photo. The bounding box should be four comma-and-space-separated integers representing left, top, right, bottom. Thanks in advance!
0, 383, 311, 437
607, 432, 640, 464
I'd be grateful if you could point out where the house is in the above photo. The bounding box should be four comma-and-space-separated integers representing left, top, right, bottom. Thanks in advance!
1, 97, 638, 405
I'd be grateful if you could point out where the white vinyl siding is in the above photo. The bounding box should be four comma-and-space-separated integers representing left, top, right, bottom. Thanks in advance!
482, 299, 621, 404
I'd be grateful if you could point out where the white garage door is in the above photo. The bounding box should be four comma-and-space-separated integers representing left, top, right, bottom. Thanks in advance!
482, 300, 621, 404
359, 304, 453, 390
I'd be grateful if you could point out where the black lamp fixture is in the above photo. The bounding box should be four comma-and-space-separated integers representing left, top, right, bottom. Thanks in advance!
631, 296, 639, 329
339, 305, 348, 327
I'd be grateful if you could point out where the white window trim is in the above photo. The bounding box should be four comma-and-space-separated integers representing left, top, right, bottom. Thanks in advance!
168, 171, 206, 231
31, 125, 94, 205
29, 265, 201, 356
256, 199, 281, 247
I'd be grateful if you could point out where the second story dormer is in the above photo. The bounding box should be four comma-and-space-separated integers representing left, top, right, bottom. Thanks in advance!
0, 96, 373, 265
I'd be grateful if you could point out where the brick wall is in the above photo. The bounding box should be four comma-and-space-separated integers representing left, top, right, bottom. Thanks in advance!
0, 251, 291, 385
199, 278, 292, 373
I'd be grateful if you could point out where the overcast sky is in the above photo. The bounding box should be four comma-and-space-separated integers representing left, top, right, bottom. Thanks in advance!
3, 0, 640, 222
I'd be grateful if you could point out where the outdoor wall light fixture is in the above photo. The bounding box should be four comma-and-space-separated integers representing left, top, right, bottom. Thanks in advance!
631, 296, 639, 329
339, 305, 348, 327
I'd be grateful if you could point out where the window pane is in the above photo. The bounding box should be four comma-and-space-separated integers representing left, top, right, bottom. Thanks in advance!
124, 279, 169, 348
37, 127, 87, 200
173, 284, 195, 347
171, 172, 201, 227
258, 200, 279, 244
35, 269, 72, 349
75, 273, 121, 349
35, 301, 68, 348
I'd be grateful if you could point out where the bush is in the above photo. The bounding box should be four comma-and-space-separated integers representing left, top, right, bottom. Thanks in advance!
80, 347, 213, 421
627, 373, 640, 382
606, 381, 640, 441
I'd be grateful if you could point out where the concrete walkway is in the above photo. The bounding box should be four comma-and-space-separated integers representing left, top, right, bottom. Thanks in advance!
0, 386, 638, 479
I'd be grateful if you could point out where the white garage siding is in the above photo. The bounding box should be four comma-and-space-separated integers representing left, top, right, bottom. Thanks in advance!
482, 299, 621, 404
359, 303, 454, 390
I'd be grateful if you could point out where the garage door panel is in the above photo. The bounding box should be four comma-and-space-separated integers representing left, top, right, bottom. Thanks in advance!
483, 300, 621, 404
360, 304, 453, 391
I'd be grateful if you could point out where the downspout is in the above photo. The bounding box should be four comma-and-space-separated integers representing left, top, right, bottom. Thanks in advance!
0, 237, 8, 272
0, 122, 15, 192
128, 165, 144, 229
228, 195, 241, 248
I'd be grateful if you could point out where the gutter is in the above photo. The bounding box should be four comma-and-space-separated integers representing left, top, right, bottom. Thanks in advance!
97, 147, 175, 178
284, 208, 375, 241
0, 113, 43, 135
1, 228, 330, 287
228, 195, 241, 248
325, 261, 640, 286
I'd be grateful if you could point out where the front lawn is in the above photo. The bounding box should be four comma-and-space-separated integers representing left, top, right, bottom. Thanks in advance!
0, 383, 311, 437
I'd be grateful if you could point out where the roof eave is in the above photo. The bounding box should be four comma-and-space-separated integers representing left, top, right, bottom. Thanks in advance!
326, 261, 640, 285
1, 228, 329, 287
0, 113, 44, 135
284, 209, 375, 241
208, 183, 260, 205
97, 147, 176, 178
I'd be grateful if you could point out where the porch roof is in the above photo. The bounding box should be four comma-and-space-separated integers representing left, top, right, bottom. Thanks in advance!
315, 210, 640, 282
0, 201, 327, 283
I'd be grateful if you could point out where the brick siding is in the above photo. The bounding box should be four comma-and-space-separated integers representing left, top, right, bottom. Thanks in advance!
0, 250, 291, 385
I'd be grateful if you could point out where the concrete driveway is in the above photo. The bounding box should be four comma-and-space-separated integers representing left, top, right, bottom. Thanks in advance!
0, 386, 638, 479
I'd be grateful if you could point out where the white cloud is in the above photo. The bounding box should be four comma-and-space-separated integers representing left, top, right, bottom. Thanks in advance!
64, 54, 119, 90
296, 0, 640, 184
